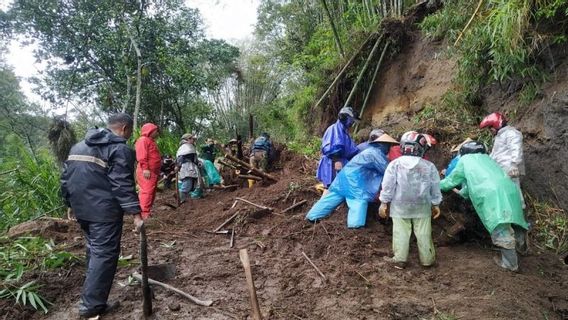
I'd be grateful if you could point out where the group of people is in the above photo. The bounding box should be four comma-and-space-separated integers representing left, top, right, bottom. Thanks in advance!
308, 108, 528, 272
60, 113, 275, 318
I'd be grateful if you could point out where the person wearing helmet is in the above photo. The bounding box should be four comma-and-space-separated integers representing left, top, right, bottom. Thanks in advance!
306, 131, 398, 228
480, 112, 525, 207
441, 138, 472, 178
421, 133, 437, 159
440, 141, 529, 271
379, 132, 442, 269
250, 132, 273, 172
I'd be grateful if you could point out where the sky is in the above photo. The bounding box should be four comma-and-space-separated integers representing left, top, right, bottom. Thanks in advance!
3, 0, 260, 105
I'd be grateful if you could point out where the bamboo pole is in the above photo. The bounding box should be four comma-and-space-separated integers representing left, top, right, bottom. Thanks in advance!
313, 33, 376, 109
355, 41, 390, 133
343, 35, 383, 109
132, 272, 213, 307
239, 249, 263, 320
454, 0, 484, 46
320, 0, 345, 58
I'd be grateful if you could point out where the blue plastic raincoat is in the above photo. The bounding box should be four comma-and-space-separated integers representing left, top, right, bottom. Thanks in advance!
440, 154, 528, 233
307, 143, 389, 228
445, 154, 460, 177
316, 120, 359, 187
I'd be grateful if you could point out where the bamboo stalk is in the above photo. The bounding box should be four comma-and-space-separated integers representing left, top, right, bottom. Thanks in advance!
225, 154, 277, 181
343, 35, 384, 109
355, 41, 390, 132
314, 33, 376, 109
320, 0, 345, 58
132, 272, 213, 307
454, 0, 484, 46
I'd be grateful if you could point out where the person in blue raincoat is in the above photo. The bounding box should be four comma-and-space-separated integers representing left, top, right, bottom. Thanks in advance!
306, 132, 398, 228
441, 138, 472, 178
316, 106, 360, 191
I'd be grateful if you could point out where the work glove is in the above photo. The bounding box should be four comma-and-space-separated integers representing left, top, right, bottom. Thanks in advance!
508, 167, 520, 178
379, 203, 389, 219
143, 169, 151, 179
431, 206, 441, 220
334, 161, 343, 172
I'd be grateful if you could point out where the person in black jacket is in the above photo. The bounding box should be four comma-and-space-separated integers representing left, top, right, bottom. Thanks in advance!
61, 113, 143, 318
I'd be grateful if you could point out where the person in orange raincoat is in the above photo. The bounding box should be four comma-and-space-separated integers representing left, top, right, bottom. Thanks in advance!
135, 123, 161, 219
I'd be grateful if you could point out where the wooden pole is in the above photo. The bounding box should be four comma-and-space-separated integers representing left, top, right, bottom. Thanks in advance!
355, 41, 390, 132
239, 249, 262, 320
139, 225, 153, 316
132, 272, 213, 307
236, 197, 273, 211
313, 33, 376, 110
225, 154, 278, 181
343, 35, 383, 109
248, 113, 254, 140
238, 174, 263, 181
320, 0, 345, 58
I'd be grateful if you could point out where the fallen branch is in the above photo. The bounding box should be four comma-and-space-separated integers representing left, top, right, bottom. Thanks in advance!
238, 174, 263, 181
212, 210, 241, 233
132, 272, 213, 307
301, 251, 326, 280
225, 154, 277, 181
218, 160, 238, 169
236, 197, 273, 211
454, 0, 484, 46
212, 184, 239, 190
280, 200, 307, 214
230, 228, 235, 248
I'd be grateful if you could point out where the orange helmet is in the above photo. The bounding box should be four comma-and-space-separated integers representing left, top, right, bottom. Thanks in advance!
422, 134, 437, 148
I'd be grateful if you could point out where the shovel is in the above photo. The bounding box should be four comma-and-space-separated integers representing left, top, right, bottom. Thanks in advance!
139, 224, 153, 317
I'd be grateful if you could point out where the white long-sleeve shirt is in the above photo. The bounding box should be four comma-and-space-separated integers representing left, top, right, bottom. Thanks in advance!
379, 156, 442, 219
490, 126, 525, 176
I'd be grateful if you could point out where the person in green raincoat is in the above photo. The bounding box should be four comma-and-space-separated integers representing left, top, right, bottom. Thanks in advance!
440, 141, 529, 272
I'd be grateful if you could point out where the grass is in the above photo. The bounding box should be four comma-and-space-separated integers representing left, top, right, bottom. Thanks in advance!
527, 195, 568, 255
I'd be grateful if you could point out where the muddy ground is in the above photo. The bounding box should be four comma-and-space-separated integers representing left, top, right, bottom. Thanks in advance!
2, 151, 567, 320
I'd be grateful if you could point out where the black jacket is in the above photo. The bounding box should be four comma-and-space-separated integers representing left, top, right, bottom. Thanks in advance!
61, 128, 141, 222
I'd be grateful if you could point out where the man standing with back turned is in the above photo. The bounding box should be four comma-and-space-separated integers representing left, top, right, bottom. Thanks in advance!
61, 113, 143, 318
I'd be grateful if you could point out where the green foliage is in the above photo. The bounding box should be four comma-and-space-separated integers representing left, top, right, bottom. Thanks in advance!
529, 197, 568, 254
420, 0, 568, 104
0, 138, 64, 233
0, 236, 78, 313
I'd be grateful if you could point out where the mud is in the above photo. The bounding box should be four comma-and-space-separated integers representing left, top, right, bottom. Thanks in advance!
3, 150, 567, 320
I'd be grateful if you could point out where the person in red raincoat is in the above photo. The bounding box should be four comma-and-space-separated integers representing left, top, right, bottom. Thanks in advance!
135, 123, 161, 219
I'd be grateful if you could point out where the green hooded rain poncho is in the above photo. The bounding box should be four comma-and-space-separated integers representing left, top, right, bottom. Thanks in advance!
439, 153, 528, 233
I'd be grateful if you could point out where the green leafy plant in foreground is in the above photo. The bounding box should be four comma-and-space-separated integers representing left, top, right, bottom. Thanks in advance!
0, 236, 79, 313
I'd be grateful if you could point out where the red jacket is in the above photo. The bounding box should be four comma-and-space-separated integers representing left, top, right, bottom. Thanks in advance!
135, 123, 161, 172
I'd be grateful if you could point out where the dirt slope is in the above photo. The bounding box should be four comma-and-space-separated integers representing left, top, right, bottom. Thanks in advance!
4, 150, 567, 320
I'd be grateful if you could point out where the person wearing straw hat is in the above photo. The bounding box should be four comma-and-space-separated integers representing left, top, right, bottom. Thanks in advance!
441, 138, 473, 178
306, 131, 398, 228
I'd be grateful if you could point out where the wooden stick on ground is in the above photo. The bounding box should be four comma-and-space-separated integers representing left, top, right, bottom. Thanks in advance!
225, 154, 277, 181
230, 228, 235, 248
239, 249, 263, 320
301, 251, 326, 280
280, 200, 307, 214
132, 272, 213, 307
236, 197, 273, 211
212, 210, 241, 233
238, 174, 263, 181
218, 160, 238, 169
